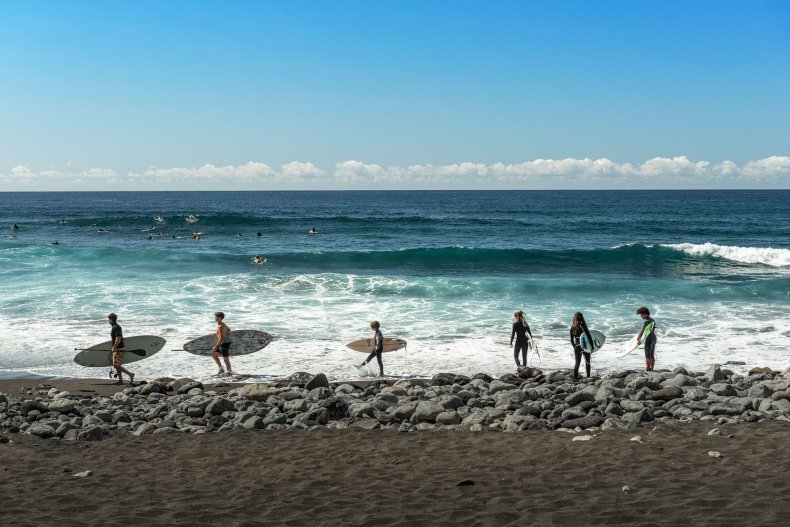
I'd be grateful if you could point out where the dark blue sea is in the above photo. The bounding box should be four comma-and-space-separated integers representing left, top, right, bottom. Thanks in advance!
1, 190, 789, 380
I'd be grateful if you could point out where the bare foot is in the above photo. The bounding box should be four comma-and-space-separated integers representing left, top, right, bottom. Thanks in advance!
128, 373, 135, 385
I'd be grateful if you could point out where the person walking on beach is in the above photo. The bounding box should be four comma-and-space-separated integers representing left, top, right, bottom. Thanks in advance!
212, 311, 233, 376
570, 312, 594, 379
510, 310, 533, 368
108, 313, 134, 385
355, 321, 385, 376
636, 306, 657, 371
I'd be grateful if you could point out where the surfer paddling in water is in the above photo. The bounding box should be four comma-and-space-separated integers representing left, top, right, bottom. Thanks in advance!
636, 307, 657, 371
212, 311, 233, 376
570, 312, 594, 380
355, 321, 385, 376
108, 313, 134, 385
510, 310, 533, 368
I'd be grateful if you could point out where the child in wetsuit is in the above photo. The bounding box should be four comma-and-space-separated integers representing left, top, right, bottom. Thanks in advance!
510, 310, 533, 367
570, 312, 595, 379
636, 306, 657, 371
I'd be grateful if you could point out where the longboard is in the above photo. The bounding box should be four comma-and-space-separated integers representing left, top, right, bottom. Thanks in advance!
346, 337, 407, 353
74, 335, 166, 367
182, 329, 273, 356
580, 330, 606, 353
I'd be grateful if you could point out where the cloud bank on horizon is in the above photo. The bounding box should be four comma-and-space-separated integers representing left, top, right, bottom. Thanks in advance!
3, 155, 789, 191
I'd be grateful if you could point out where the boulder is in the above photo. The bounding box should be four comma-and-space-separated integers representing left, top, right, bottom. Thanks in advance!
305, 373, 330, 391
308, 387, 333, 400
139, 382, 168, 396
21, 400, 48, 416
436, 395, 464, 410
176, 381, 204, 395
748, 384, 773, 399
28, 423, 56, 439
710, 384, 738, 397
242, 416, 265, 429
287, 372, 314, 386
436, 411, 461, 426
663, 374, 699, 388
77, 425, 104, 441
348, 403, 374, 419
749, 367, 774, 376
242, 384, 275, 402
47, 399, 76, 414
771, 391, 790, 402
430, 373, 456, 386
284, 398, 308, 413
392, 401, 420, 421
414, 401, 444, 422
206, 397, 236, 415
566, 391, 595, 406
488, 380, 515, 395
704, 364, 725, 382
563, 414, 605, 429
651, 387, 684, 401
320, 397, 350, 420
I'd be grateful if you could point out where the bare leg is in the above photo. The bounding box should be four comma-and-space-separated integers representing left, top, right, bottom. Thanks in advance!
212, 351, 224, 373
223, 356, 232, 374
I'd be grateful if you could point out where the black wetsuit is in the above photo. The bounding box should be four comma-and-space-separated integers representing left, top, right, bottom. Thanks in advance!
641, 317, 657, 361
363, 329, 384, 376
511, 321, 533, 367
570, 321, 594, 378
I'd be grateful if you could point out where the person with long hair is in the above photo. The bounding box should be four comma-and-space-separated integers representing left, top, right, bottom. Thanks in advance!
570, 312, 594, 379
510, 310, 533, 368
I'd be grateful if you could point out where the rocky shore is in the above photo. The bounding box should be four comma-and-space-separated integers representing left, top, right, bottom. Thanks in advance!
2, 364, 789, 441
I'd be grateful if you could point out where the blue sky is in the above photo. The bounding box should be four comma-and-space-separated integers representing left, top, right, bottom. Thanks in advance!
1, 0, 789, 190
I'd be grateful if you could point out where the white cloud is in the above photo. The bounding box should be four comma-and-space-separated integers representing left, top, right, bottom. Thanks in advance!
2, 156, 789, 190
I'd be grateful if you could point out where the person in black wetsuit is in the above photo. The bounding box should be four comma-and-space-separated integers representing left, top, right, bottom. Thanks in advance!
570, 311, 594, 379
355, 320, 384, 376
636, 306, 657, 371
510, 310, 533, 368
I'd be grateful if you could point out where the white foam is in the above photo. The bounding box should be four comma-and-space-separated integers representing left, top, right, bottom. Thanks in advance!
665, 243, 790, 268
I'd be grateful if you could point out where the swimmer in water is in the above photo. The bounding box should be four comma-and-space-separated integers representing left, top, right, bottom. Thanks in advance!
256, 231, 262, 237
253, 255, 264, 264
12, 224, 18, 230
308, 227, 317, 235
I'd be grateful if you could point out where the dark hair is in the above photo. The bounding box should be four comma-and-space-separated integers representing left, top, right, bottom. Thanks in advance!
370, 320, 380, 330
571, 312, 585, 330
107, 313, 117, 323
215, 311, 225, 319
636, 307, 650, 316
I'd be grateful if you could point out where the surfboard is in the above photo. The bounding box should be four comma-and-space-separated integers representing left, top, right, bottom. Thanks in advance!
182, 329, 273, 356
74, 335, 166, 367
617, 322, 654, 357
346, 337, 407, 353
579, 330, 606, 353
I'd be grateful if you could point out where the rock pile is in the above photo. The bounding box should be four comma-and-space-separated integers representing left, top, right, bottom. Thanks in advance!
1, 365, 789, 441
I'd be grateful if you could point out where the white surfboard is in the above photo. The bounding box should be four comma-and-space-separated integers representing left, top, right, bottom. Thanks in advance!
74, 335, 166, 367
346, 337, 407, 353
580, 330, 606, 353
182, 329, 273, 356
617, 322, 654, 357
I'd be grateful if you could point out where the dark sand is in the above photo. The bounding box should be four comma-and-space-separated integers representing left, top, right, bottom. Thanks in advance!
2, 377, 790, 526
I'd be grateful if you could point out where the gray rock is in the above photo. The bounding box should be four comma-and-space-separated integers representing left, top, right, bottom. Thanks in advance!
263, 413, 288, 426
566, 391, 596, 406
320, 397, 349, 420
334, 384, 357, 395
772, 391, 790, 401
77, 425, 104, 441
414, 401, 445, 422
284, 398, 308, 413
21, 400, 48, 416
304, 373, 330, 391
605, 402, 624, 416
709, 403, 744, 416
436, 394, 464, 410
308, 387, 333, 400
436, 410, 461, 425
94, 410, 113, 423
620, 400, 644, 413
348, 403, 374, 419
495, 390, 526, 407
682, 386, 708, 401
663, 374, 699, 387
392, 401, 419, 421
187, 406, 205, 418
243, 416, 265, 429
28, 423, 56, 439
651, 387, 684, 401
563, 414, 605, 429
139, 382, 168, 396
431, 373, 456, 386
287, 372, 314, 386
710, 383, 738, 397
152, 427, 181, 435
176, 381, 204, 395
206, 397, 236, 415
242, 384, 276, 402
561, 406, 588, 420
112, 411, 131, 424
47, 399, 76, 414
704, 364, 725, 382
488, 380, 514, 395
351, 419, 379, 430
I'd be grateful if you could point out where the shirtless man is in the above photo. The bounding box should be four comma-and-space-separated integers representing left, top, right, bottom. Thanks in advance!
212, 311, 232, 375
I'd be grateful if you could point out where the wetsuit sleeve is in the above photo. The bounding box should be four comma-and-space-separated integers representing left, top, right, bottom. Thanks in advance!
570, 328, 575, 346
525, 323, 532, 339
511, 323, 516, 344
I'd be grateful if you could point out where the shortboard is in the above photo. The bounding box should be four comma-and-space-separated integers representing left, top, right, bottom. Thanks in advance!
182, 329, 273, 356
616, 322, 654, 357
74, 335, 166, 367
579, 330, 606, 353
346, 337, 407, 353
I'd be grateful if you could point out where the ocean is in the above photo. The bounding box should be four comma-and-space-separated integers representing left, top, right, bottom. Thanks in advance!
1, 190, 789, 382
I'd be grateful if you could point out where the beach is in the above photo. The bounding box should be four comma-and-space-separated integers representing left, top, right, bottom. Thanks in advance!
2, 368, 790, 526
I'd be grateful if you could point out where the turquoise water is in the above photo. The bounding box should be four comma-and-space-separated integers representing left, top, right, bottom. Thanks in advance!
1, 190, 789, 380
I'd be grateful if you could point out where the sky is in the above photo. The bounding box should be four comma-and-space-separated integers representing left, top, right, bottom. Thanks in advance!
1, 0, 789, 190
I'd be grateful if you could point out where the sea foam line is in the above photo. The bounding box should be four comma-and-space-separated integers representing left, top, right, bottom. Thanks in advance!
664, 243, 790, 267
